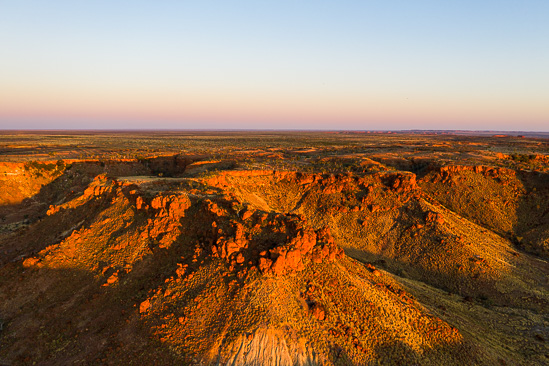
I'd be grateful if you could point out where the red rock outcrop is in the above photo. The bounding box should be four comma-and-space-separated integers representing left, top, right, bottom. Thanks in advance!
208, 210, 343, 276
425, 211, 445, 225
430, 165, 516, 184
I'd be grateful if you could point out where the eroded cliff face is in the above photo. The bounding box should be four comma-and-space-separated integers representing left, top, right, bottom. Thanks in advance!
0, 155, 197, 206
0, 160, 548, 365
0, 161, 67, 205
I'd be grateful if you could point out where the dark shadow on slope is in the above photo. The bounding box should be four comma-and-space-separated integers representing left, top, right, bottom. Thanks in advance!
0, 159, 146, 226
2, 164, 547, 365
371, 338, 485, 366
0, 264, 188, 365
0, 193, 220, 364
139, 154, 198, 177
0, 171, 128, 267
0, 206, 530, 366
417, 164, 549, 258
513, 170, 549, 258
204, 169, 549, 315
0, 157, 211, 265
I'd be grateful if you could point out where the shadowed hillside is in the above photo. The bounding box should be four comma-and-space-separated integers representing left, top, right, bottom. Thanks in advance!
1, 133, 548, 365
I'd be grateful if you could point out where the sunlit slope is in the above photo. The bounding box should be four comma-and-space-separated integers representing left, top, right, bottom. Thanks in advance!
210, 170, 547, 310
0, 161, 66, 206
0, 162, 547, 365
420, 165, 549, 257
0, 174, 485, 365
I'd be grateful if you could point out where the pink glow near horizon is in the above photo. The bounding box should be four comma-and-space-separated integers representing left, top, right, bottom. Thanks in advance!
1, 87, 546, 130
1, 2, 548, 130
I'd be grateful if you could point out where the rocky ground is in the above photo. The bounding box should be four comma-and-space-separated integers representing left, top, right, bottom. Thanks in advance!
0, 132, 548, 365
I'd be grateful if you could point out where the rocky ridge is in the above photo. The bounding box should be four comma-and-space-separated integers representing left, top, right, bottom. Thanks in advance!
0, 159, 547, 365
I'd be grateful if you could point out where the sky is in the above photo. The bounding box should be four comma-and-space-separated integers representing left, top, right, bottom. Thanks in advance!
0, 0, 548, 131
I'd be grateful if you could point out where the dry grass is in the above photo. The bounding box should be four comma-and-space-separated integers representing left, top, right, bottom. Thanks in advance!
0, 132, 548, 365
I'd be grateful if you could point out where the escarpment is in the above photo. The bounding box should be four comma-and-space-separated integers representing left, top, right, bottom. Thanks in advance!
0, 159, 547, 365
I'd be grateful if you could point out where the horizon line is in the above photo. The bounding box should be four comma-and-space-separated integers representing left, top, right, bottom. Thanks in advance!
1, 128, 549, 135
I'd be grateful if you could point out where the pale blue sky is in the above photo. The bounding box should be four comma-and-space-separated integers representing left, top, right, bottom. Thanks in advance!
1, 1, 548, 130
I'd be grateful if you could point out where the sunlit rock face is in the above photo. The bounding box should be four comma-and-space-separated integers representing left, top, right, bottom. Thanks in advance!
0, 150, 548, 365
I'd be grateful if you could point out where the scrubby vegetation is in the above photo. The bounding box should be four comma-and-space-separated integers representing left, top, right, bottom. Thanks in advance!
0, 131, 548, 365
